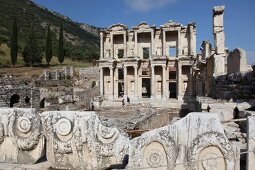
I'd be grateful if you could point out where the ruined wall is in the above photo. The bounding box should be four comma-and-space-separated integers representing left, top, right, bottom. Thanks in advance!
211, 71, 255, 100
227, 48, 251, 74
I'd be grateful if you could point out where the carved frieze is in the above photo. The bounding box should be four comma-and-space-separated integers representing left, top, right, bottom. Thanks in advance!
41, 111, 129, 170
0, 108, 44, 164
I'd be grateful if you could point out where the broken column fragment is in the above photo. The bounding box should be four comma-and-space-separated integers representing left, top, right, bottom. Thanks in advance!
213, 6, 226, 76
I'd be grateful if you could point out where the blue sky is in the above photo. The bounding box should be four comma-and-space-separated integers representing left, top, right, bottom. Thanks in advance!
33, 0, 255, 65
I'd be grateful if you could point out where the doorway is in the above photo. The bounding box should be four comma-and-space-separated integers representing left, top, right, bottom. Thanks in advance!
142, 78, 151, 98
10, 94, 20, 107
118, 82, 124, 98
169, 82, 177, 98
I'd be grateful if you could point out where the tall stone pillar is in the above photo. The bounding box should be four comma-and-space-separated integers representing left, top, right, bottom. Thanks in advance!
124, 66, 128, 98
114, 68, 118, 99
162, 65, 166, 99
151, 31, 154, 57
166, 66, 169, 98
123, 33, 127, 58
100, 67, 104, 96
177, 63, 183, 100
177, 30, 181, 56
213, 6, 225, 54
151, 65, 155, 99
110, 67, 114, 99
213, 6, 226, 76
134, 32, 138, 56
188, 23, 195, 56
100, 32, 104, 59
134, 66, 138, 99
111, 34, 114, 58
162, 30, 166, 56
189, 66, 193, 97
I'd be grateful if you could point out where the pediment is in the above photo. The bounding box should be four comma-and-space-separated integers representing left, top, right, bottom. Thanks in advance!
107, 23, 128, 31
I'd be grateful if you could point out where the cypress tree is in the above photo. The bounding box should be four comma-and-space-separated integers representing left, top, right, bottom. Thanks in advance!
26, 24, 41, 66
45, 23, 52, 66
58, 22, 64, 64
10, 19, 18, 67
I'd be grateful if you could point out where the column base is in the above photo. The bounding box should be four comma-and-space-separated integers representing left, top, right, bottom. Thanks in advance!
177, 95, 183, 100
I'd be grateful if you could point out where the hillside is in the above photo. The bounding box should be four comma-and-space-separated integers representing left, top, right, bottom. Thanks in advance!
0, 0, 100, 64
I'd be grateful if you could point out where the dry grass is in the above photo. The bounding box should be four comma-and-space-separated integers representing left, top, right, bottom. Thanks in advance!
0, 44, 92, 77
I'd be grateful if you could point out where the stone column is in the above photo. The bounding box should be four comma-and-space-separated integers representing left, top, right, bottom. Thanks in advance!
111, 34, 114, 58
151, 65, 155, 99
177, 30, 181, 56
134, 32, 138, 56
110, 67, 114, 99
124, 66, 128, 98
134, 66, 138, 99
138, 67, 142, 99
166, 66, 169, 98
100, 32, 104, 59
114, 68, 118, 99
177, 63, 182, 100
151, 31, 154, 57
162, 65, 166, 99
162, 30, 166, 56
189, 66, 193, 97
123, 33, 127, 58
188, 23, 195, 56
100, 67, 104, 96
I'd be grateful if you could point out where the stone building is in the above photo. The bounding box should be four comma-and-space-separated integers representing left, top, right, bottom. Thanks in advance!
98, 20, 196, 102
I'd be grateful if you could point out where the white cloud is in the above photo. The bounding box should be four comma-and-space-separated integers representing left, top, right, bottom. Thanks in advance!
246, 51, 255, 65
124, 0, 176, 12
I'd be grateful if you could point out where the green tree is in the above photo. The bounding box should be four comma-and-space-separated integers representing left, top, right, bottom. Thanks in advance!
58, 22, 64, 64
45, 23, 52, 66
25, 24, 42, 66
10, 19, 18, 67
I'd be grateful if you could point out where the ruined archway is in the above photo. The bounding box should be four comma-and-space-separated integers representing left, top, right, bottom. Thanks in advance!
10, 94, 20, 108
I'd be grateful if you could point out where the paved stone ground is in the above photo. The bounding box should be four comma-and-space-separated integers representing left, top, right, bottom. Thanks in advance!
0, 161, 51, 170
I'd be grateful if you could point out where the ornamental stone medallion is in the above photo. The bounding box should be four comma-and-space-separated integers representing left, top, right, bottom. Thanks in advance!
128, 113, 239, 170
0, 108, 44, 164
41, 111, 129, 170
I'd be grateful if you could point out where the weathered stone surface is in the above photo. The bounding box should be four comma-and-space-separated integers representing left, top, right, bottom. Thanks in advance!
247, 116, 255, 170
0, 108, 44, 164
128, 113, 239, 169
41, 111, 129, 170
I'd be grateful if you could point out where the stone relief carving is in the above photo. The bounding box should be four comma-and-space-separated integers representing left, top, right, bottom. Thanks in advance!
0, 109, 241, 169
188, 132, 236, 170
0, 108, 44, 164
42, 111, 129, 170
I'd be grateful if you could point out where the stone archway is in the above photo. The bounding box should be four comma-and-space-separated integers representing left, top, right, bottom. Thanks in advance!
10, 94, 20, 107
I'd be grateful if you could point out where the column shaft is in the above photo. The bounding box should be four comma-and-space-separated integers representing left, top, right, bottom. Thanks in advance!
177, 64, 182, 100
110, 67, 114, 99
124, 66, 128, 97
162, 66, 166, 99
134, 32, 138, 56
151, 66, 155, 99
134, 66, 138, 99
100, 68, 104, 96
123, 33, 127, 58
100, 33, 104, 59
162, 30, 166, 55
111, 34, 114, 58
